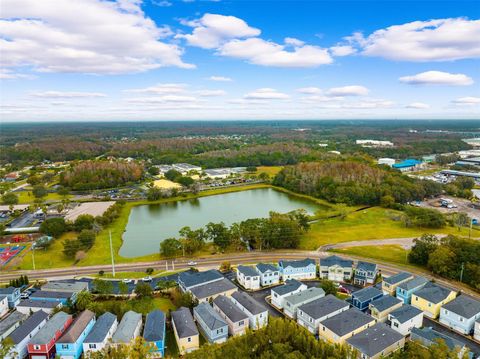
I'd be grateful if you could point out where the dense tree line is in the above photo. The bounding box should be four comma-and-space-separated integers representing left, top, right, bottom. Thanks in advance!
60, 161, 144, 190
408, 234, 480, 289
403, 206, 446, 228
273, 161, 443, 206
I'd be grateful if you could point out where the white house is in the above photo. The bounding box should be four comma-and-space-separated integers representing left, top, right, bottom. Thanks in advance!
255, 263, 280, 287
231, 292, 268, 329
0, 295, 8, 318
278, 258, 316, 281
439, 295, 480, 335
319, 255, 353, 282
297, 295, 349, 335
236, 265, 260, 290
388, 305, 424, 336
475, 319, 480, 341
283, 287, 325, 319
16, 299, 61, 315
83, 312, 118, 354
270, 279, 307, 309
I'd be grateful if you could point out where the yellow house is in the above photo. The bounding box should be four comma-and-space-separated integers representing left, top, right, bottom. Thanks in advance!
171, 307, 200, 355
381, 272, 414, 296
369, 295, 403, 322
411, 283, 457, 319
319, 308, 376, 344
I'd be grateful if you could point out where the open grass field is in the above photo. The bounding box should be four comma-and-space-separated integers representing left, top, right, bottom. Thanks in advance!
16, 191, 72, 204
331, 245, 410, 266
256, 166, 283, 177
300, 206, 476, 250
90, 269, 186, 279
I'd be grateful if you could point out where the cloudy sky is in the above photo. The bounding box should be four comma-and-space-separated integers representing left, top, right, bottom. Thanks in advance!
0, 0, 479, 122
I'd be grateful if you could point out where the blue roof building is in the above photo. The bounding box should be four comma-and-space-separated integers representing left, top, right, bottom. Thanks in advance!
143, 310, 166, 357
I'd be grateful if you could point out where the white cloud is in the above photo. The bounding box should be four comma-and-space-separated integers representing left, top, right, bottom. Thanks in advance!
329, 45, 356, 57
125, 83, 187, 94
406, 102, 430, 109
296, 87, 322, 94
0, 68, 35, 79
30, 91, 106, 98
453, 97, 480, 105
152, 0, 172, 6
0, 0, 193, 74
349, 18, 480, 61
325, 85, 369, 96
177, 13, 260, 49
244, 88, 290, 100
284, 37, 305, 47
208, 76, 232, 82
127, 95, 199, 104
399, 71, 474, 86
196, 89, 226, 97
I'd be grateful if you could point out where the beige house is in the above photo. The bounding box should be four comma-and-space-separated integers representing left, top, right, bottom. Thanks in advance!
171, 307, 199, 355
319, 308, 376, 344
213, 295, 249, 336
369, 295, 403, 322
381, 272, 414, 295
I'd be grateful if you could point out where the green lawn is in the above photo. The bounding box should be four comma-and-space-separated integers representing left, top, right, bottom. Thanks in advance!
300, 206, 476, 250
256, 166, 283, 177
331, 245, 410, 266
97, 296, 176, 316
16, 190, 72, 204
90, 269, 186, 279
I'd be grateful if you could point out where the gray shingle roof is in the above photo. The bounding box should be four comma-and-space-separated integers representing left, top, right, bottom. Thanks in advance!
284, 287, 325, 306
17, 299, 61, 309
112, 311, 142, 343
143, 310, 165, 342
271, 279, 304, 296
8, 310, 48, 344
298, 294, 349, 320
30, 312, 72, 345
194, 303, 227, 330
413, 283, 454, 304
41, 281, 88, 293
0, 287, 18, 295
84, 312, 117, 343
179, 269, 223, 289
370, 295, 402, 312
190, 278, 237, 300
442, 295, 480, 319
29, 291, 72, 300
320, 255, 353, 268
321, 308, 374, 337
237, 265, 258, 277
279, 258, 315, 269
397, 276, 428, 291
411, 327, 465, 351
213, 295, 248, 323
172, 307, 198, 339
352, 286, 383, 303
0, 311, 26, 338
347, 322, 404, 357
384, 272, 413, 285
231, 291, 267, 315
356, 261, 377, 272
58, 310, 95, 344
256, 263, 278, 273
389, 305, 423, 324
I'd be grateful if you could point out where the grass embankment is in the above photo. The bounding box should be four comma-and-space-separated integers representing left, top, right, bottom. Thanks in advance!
256, 166, 283, 177
89, 269, 186, 279
331, 245, 410, 266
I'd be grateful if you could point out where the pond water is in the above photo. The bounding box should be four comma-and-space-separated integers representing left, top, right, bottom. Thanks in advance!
120, 188, 320, 257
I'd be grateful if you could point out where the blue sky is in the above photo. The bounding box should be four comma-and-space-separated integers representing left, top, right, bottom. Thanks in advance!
0, 0, 479, 121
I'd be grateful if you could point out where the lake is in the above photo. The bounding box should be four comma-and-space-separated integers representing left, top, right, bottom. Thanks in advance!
120, 188, 319, 257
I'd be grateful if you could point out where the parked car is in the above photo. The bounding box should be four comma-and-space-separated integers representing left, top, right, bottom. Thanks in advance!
187, 261, 197, 266
142, 276, 152, 282
338, 285, 351, 294
122, 279, 133, 284
20, 292, 29, 299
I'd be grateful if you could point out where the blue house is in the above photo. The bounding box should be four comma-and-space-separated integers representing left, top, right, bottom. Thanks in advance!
193, 302, 228, 344
353, 261, 378, 286
351, 286, 383, 311
55, 310, 96, 359
144, 310, 166, 357
396, 276, 428, 304
29, 290, 74, 306
439, 295, 480, 335
0, 287, 21, 309
278, 258, 316, 281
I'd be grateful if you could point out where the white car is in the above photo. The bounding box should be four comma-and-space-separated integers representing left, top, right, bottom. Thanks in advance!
20, 292, 29, 299
187, 261, 197, 266
142, 276, 152, 282
122, 279, 133, 284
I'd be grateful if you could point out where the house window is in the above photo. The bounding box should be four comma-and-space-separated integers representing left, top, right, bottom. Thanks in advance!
34, 345, 41, 350
62, 345, 69, 349
89, 344, 97, 349
309, 318, 313, 323
444, 310, 449, 315
239, 320, 244, 326
187, 337, 192, 343
459, 317, 464, 322
394, 322, 399, 328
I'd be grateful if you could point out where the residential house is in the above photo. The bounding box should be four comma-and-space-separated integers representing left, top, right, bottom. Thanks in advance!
318, 308, 376, 344
55, 310, 96, 359
83, 312, 118, 354
213, 295, 249, 336
388, 305, 423, 336
255, 263, 280, 286
351, 286, 383, 311
369, 295, 402, 322
0, 295, 8, 317
396, 276, 428, 304
319, 255, 353, 282
354, 261, 378, 286
189, 278, 238, 303
0, 287, 21, 309
112, 311, 142, 345
143, 310, 166, 358
278, 258, 316, 281
0, 311, 26, 341
231, 291, 269, 329
236, 266, 260, 290
178, 269, 223, 292
29, 291, 74, 306
474, 319, 480, 341
16, 299, 62, 315
439, 295, 480, 335
41, 281, 88, 297
411, 327, 472, 359
28, 311, 73, 359
270, 279, 307, 309
171, 307, 199, 355
283, 287, 325, 319
381, 272, 413, 295
4, 310, 48, 359
297, 294, 350, 335
346, 322, 405, 359
193, 302, 228, 344
411, 283, 457, 319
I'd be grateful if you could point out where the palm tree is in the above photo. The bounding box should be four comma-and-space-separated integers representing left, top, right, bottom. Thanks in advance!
76, 290, 93, 311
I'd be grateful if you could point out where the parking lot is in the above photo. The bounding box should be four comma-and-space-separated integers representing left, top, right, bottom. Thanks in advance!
419, 195, 480, 221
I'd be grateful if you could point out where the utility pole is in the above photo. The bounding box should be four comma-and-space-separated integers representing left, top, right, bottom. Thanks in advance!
31, 246, 36, 271
469, 218, 473, 239
109, 230, 115, 277
460, 262, 464, 282
172, 261, 175, 271
166, 261, 168, 271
